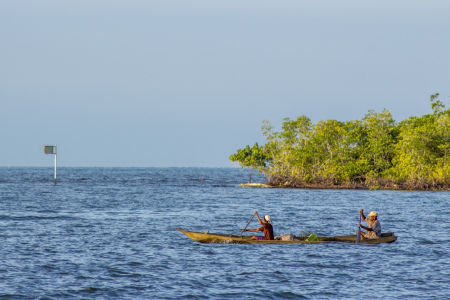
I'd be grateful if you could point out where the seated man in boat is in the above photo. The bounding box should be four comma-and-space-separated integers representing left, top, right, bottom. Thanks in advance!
241, 210, 274, 240
357, 209, 381, 239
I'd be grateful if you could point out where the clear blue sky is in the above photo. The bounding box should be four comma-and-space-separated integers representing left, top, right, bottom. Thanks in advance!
1, 1, 449, 167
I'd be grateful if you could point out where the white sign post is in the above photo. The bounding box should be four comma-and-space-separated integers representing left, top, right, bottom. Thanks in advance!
44, 145, 57, 185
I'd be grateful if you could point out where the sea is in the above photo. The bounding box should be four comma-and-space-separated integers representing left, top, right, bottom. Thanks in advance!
0, 167, 449, 300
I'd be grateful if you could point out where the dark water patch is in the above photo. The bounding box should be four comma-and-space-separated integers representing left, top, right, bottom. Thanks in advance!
0, 294, 31, 299
177, 294, 209, 300
108, 269, 142, 278
127, 261, 144, 266
418, 238, 438, 245
0, 215, 75, 221
271, 291, 307, 299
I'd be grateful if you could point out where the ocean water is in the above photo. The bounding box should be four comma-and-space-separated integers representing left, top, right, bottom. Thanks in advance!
0, 167, 449, 300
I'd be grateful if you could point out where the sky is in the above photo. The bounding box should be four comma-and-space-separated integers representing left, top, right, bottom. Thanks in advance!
1, 0, 450, 167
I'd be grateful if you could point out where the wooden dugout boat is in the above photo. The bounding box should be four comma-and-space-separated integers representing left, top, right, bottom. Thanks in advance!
320, 232, 397, 244
177, 228, 397, 244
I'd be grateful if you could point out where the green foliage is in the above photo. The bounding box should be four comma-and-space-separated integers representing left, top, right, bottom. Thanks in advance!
229, 142, 270, 172
359, 110, 397, 176
430, 93, 444, 114
391, 95, 450, 187
230, 93, 450, 190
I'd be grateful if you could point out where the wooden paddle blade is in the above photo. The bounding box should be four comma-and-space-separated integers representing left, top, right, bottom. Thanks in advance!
356, 215, 362, 243
356, 228, 361, 243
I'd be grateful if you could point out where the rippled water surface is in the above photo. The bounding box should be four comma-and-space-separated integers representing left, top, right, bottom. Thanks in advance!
1, 167, 449, 299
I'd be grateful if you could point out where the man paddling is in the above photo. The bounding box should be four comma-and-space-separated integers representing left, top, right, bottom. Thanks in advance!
241, 210, 274, 240
357, 209, 381, 239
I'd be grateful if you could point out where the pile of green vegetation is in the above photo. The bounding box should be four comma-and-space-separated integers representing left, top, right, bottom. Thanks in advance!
230, 94, 450, 190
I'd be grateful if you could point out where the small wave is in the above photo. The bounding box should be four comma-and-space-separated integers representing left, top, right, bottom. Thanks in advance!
272, 291, 308, 299
107, 267, 141, 278
178, 294, 209, 299
238, 271, 253, 275
0, 215, 77, 221
0, 293, 30, 299
40, 264, 57, 270
418, 238, 437, 245
36, 209, 59, 214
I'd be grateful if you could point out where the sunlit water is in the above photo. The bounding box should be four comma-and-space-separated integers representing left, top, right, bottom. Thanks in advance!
1, 167, 449, 299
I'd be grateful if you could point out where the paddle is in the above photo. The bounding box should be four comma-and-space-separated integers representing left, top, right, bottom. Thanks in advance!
240, 213, 255, 236
356, 215, 361, 243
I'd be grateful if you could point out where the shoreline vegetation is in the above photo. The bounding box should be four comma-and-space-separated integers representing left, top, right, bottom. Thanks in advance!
230, 94, 450, 191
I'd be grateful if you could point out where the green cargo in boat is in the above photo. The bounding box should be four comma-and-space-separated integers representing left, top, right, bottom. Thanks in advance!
306, 233, 319, 241
177, 228, 397, 244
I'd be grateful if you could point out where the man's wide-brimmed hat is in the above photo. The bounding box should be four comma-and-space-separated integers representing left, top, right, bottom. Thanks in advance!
264, 215, 272, 223
368, 211, 378, 217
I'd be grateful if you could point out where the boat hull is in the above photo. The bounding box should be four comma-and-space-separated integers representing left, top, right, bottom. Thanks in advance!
177, 229, 397, 244
320, 232, 397, 244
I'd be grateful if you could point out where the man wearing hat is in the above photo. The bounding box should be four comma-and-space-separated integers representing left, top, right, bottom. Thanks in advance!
242, 210, 274, 240
358, 209, 381, 239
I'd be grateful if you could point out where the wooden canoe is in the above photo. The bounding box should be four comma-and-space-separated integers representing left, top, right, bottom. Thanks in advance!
177, 228, 397, 244
320, 232, 397, 244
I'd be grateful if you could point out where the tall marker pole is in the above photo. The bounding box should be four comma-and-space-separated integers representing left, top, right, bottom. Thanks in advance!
44, 145, 57, 185
54, 144, 57, 185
